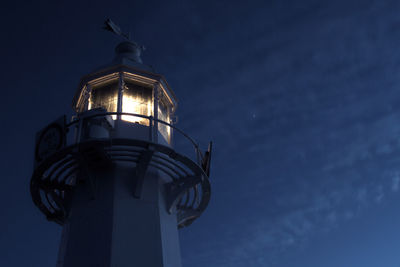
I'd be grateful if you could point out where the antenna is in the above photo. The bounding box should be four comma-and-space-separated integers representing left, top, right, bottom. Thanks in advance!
103, 18, 130, 40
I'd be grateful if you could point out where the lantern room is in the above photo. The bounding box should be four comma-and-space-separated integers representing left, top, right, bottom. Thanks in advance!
72, 41, 177, 144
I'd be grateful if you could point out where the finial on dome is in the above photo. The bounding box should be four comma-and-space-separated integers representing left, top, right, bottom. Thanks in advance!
115, 41, 145, 63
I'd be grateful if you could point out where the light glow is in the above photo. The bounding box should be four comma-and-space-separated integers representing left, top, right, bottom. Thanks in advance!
122, 94, 152, 125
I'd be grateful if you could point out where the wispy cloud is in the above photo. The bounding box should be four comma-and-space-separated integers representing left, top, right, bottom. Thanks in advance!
391, 172, 400, 192
177, 0, 400, 266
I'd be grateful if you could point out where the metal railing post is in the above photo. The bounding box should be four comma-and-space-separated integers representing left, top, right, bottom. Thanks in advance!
149, 116, 153, 142
76, 119, 83, 144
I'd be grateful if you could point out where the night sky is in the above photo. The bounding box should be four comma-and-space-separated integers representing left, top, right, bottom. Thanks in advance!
2, 0, 400, 266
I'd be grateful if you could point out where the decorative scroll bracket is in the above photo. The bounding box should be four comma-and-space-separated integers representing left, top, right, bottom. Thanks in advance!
165, 175, 201, 214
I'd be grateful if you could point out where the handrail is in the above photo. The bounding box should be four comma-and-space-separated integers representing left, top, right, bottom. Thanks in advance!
66, 111, 202, 164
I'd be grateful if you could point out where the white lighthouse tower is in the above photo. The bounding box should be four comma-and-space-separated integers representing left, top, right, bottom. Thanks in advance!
31, 21, 212, 267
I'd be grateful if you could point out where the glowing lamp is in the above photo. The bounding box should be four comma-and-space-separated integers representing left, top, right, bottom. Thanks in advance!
72, 42, 177, 143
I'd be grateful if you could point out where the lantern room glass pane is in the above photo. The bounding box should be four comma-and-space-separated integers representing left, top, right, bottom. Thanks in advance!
88, 80, 119, 119
122, 81, 152, 125
158, 97, 170, 142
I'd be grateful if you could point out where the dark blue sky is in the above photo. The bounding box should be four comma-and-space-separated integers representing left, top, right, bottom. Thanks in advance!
2, 0, 400, 266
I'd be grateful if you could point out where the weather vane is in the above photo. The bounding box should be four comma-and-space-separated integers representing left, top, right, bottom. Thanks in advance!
103, 18, 130, 40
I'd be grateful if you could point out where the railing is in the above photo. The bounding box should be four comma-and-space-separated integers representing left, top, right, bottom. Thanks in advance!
66, 111, 204, 165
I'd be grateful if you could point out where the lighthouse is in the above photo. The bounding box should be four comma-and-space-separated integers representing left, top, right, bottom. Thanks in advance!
30, 22, 212, 267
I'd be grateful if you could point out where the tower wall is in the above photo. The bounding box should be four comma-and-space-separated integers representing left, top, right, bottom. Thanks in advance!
58, 164, 181, 267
